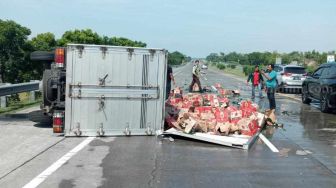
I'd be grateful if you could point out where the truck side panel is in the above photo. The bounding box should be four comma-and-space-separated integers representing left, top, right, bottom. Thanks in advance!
64, 44, 167, 136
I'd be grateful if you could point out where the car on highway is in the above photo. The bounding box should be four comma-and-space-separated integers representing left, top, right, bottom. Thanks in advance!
302, 62, 336, 113
274, 64, 307, 92
201, 64, 208, 69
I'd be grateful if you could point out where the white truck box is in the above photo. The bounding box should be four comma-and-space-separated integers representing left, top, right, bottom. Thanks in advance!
64, 44, 167, 136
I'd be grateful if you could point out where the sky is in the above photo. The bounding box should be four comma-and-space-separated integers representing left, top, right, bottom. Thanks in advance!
0, 0, 335, 57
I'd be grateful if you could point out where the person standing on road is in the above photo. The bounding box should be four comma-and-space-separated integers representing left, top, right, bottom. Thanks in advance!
189, 60, 202, 92
166, 65, 175, 99
261, 64, 277, 110
246, 65, 264, 99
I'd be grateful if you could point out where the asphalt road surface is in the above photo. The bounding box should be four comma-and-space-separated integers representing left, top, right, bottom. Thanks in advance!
0, 63, 336, 188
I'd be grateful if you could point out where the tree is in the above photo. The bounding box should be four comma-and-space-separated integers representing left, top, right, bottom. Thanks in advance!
57, 29, 146, 47
30, 32, 57, 51
206, 53, 219, 62
107, 37, 146, 47
20, 32, 58, 82
248, 52, 264, 65
238, 54, 249, 65
185, 56, 192, 62
0, 19, 31, 83
168, 51, 186, 65
224, 52, 240, 63
57, 29, 102, 46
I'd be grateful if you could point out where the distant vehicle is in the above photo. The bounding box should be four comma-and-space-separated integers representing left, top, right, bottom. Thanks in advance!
274, 64, 307, 92
202, 64, 208, 69
302, 63, 336, 113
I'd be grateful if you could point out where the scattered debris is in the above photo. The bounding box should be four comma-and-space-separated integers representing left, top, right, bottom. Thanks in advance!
168, 137, 175, 142
304, 150, 313, 154
160, 136, 175, 142
163, 84, 277, 148
278, 148, 291, 157
296, 150, 308, 156
281, 111, 289, 116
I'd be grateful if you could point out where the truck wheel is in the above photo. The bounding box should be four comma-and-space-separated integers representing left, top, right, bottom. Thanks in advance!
320, 92, 330, 113
30, 51, 54, 61
302, 86, 311, 104
28, 110, 52, 124
43, 70, 56, 106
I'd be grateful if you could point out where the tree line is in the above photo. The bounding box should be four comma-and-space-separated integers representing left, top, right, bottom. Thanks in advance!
206, 50, 335, 75
206, 51, 333, 66
0, 19, 188, 83
168, 51, 191, 65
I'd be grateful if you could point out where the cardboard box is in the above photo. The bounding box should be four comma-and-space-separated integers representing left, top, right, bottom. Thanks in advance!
214, 83, 222, 88
214, 109, 230, 123
184, 118, 197, 133
216, 122, 231, 135
265, 109, 276, 125
237, 118, 259, 136
195, 120, 208, 133
200, 112, 215, 120
229, 110, 242, 124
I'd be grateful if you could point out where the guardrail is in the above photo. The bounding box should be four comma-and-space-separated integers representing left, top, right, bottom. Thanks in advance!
0, 81, 40, 108
0, 81, 40, 97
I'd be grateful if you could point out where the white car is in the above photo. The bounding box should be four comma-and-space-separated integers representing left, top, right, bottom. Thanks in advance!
201, 64, 208, 69
274, 65, 307, 92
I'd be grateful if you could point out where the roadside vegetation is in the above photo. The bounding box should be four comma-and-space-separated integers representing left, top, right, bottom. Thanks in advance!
168, 51, 191, 65
0, 19, 188, 84
209, 62, 245, 77
0, 92, 41, 114
206, 51, 334, 77
0, 19, 188, 110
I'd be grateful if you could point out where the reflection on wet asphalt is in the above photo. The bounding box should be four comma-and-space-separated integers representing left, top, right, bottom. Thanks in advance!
36, 64, 336, 188
174, 64, 336, 174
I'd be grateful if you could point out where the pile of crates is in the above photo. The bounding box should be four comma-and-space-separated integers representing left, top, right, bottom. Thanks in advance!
165, 84, 265, 136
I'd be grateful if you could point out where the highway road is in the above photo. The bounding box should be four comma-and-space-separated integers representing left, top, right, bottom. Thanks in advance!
0, 63, 336, 188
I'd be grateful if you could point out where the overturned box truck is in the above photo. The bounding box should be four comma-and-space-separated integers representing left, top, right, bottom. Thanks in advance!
30, 44, 167, 136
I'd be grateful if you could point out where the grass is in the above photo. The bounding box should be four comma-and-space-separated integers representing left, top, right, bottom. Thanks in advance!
0, 92, 41, 114
209, 64, 246, 78
0, 100, 41, 114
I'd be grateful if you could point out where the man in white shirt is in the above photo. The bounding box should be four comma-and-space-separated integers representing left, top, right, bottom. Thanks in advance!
189, 60, 202, 92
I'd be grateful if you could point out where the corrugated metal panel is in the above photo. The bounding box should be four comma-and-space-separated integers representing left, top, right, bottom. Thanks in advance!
64, 44, 167, 136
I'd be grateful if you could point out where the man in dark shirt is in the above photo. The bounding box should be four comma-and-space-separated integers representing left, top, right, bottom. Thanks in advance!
166, 65, 175, 99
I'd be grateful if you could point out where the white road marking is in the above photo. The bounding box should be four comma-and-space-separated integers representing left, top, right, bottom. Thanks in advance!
258, 133, 279, 153
23, 137, 95, 188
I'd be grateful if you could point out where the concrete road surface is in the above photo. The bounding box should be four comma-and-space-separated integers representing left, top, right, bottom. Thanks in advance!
0, 63, 336, 188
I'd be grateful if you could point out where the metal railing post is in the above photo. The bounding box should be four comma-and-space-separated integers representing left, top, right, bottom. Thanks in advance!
30, 80, 36, 102
0, 96, 6, 108
0, 83, 10, 108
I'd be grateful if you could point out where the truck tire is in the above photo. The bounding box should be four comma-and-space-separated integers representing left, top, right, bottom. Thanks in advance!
30, 51, 54, 61
302, 86, 311, 104
43, 70, 56, 106
320, 92, 330, 113
28, 110, 52, 124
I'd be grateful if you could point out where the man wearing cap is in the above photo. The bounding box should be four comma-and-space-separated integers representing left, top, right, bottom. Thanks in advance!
246, 65, 264, 99
189, 60, 202, 92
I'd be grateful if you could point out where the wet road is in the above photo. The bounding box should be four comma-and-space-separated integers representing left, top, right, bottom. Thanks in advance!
1, 63, 336, 188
